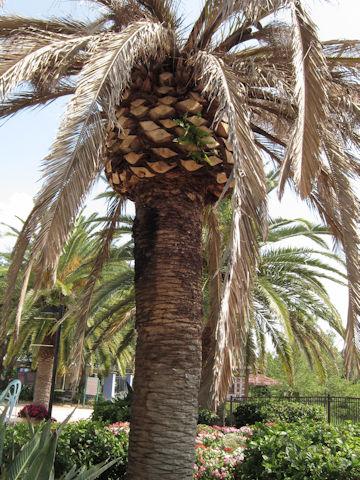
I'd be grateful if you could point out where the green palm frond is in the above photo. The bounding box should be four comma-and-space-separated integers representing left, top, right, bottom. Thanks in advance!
267, 217, 331, 248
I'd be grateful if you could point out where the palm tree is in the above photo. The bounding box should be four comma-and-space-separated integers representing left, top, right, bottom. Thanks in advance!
3, 212, 134, 406
249, 241, 345, 388
2, 214, 96, 405
200, 214, 346, 406
1, 2, 360, 477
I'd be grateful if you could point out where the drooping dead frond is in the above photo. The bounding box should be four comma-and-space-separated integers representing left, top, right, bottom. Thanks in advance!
137, 0, 179, 27
231, 0, 291, 25
324, 40, 360, 86
0, 32, 92, 95
71, 195, 124, 385
2, 20, 172, 337
0, 207, 41, 337
324, 136, 360, 376
215, 19, 290, 54
25, 21, 171, 290
0, 82, 74, 118
29, 111, 105, 293
0, 15, 89, 37
199, 206, 223, 409
184, 0, 290, 53
279, 2, 328, 199
191, 50, 267, 407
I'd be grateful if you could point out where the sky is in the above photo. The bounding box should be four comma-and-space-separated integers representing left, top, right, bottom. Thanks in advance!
0, 0, 359, 325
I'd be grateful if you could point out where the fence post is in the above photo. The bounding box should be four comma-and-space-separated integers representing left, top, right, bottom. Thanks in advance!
230, 396, 233, 426
327, 394, 331, 423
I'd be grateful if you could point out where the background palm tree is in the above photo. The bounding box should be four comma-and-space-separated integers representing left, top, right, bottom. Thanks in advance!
3, 212, 134, 406
1, 1, 360, 477
200, 213, 346, 407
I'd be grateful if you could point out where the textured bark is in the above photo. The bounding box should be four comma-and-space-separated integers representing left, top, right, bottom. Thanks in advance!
33, 335, 55, 407
127, 180, 205, 479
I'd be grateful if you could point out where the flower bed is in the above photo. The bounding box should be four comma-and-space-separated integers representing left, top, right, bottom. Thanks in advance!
194, 425, 252, 479
5, 417, 360, 479
105, 422, 252, 479
18, 404, 49, 420
107, 421, 130, 435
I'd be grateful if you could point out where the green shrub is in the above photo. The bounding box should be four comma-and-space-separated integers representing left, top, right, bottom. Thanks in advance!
197, 409, 220, 426
55, 420, 128, 480
92, 391, 132, 423
233, 400, 325, 426
2, 421, 33, 464
239, 421, 360, 479
19, 384, 34, 401
3, 419, 127, 480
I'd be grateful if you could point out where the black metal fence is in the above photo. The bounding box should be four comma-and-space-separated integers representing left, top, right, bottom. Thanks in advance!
229, 395, 360, 425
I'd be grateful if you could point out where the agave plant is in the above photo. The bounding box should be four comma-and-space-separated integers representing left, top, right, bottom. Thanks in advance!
0, 408, 117, 480
0, 1, 360, 477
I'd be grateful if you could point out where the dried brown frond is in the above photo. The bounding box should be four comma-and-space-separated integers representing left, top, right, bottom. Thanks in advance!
195, 0, 291, 53
1, 20, 172, 337
29, 111, 105, 294
0, 82, 74, 118
324, 136, 360, 376
0, 206, 42, 337
0, 32, 93, 95
137, 0, 179, 27
86, 0, 147, 28
12, 262, 33, 340
24, 22, 171, 290
279, 3, 328, 199
191, 50, 267, 407
0, 15, 89, 37
199, 207, 223, 409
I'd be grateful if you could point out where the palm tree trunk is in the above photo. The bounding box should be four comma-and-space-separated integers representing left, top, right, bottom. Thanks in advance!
127, 181, 205, 479
33, 334, 55, 406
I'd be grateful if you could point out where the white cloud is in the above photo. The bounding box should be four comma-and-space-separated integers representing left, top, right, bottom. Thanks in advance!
0, 192, 34, 251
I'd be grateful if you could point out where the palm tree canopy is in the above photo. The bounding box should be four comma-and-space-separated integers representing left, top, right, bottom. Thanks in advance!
1, 0, 360, 407
2, 212, 134, 382
200, 207, 348, 405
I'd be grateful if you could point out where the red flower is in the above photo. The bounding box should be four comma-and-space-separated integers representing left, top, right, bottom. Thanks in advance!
18, 404, 49, 420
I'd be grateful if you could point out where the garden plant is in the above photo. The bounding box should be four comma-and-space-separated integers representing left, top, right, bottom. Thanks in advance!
1, 1, 360, 478
4, 414, 360, 479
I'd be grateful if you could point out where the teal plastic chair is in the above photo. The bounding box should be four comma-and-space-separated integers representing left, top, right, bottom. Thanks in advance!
0, 379, 22, 424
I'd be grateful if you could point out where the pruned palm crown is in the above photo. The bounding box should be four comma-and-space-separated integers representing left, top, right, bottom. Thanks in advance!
1, 0, 360, 378
105, 69, 233, 202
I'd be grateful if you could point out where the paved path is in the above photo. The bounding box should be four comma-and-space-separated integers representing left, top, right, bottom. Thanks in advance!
50, 404, 93, 423
3, 403, 94, 424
